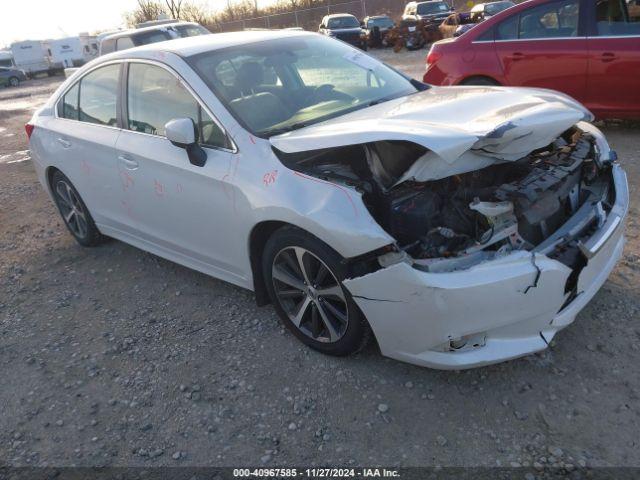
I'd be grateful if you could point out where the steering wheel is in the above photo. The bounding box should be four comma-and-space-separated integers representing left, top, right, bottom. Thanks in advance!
311, 84, 355, 103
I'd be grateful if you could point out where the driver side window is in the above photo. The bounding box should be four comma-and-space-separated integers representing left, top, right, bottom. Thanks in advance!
126, 63, 229, 149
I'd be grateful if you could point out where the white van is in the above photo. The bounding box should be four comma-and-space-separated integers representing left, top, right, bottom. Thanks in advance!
10, 40, 51, 76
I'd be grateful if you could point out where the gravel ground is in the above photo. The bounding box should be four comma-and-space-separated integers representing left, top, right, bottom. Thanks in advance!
1, 53, 639, 470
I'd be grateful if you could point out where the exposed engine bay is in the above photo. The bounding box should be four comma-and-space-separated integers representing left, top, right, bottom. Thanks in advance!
274, 125, 613, 276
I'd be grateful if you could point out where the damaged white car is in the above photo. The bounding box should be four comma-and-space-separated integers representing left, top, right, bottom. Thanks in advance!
28, 31, 628, 369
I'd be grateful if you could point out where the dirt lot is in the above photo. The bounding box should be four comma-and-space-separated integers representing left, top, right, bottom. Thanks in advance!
1, 54, 640, 471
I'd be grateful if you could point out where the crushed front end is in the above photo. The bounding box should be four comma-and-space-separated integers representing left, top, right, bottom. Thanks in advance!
274, 117, 627, 369
343, 123, 627, 368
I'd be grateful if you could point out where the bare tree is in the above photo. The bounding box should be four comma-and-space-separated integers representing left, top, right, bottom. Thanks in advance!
124, 0, 167, 26
181, 1, 211, 23
165, 0, 184, 19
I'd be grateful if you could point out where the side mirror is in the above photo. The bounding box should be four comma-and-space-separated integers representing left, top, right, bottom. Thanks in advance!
165, 118, 207, 167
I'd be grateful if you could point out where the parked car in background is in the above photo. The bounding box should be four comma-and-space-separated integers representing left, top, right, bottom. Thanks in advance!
424, 0, 640, 119
27, 31, 628, 369
99, 22, 210, 55
319, 14, 368, 49
403, 1, 454, 26
362, 15, 395, 47
469, 1, 516, 21
0, 66, 27, 87
440, 12, 475, 38
628, 0, 640, 18
0, 50, 15, 68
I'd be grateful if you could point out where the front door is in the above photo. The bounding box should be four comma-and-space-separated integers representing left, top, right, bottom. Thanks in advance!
113, 61, 244, 279
493, 0, 588, 103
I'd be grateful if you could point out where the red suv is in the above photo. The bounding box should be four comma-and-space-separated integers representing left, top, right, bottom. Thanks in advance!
423, 0, 640, 119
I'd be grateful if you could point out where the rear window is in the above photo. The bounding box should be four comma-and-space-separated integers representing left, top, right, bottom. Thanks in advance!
78, 64, 119, 126
495, 0, 579, 39
327, 16, 360, 28
116, 37, 135, 51
100, 38, 116, 54
417, 2, 450, 15
595, 0, 640, 35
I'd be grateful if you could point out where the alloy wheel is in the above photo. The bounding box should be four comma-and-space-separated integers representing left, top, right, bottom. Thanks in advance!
54, 179, 88, 239
271, 246, 349, 343
9, 77, 19, 87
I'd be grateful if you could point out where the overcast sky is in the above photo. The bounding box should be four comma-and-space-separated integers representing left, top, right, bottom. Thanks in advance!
1, 0, 274, 48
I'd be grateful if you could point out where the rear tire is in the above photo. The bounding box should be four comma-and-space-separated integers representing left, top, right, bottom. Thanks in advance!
263, 226, 371, 357
50, 170, 105, 247
460, 76, 500, 86
9, 76, 19, 87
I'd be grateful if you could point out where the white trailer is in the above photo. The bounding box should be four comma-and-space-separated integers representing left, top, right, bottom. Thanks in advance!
78, 33, 99, 63
45, 37, 85, 69
0, 50, 14, 68
10, 40, 51, 76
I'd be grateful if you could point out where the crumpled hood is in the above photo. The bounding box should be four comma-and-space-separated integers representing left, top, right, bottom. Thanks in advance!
270, 86, 592, 168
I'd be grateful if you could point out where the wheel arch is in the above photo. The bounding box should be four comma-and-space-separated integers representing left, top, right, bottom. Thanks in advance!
458, 75, 502, 86
248, 220, 290, 306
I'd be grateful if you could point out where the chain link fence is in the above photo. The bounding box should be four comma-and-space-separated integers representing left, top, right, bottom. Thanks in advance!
215, 0, 478, 32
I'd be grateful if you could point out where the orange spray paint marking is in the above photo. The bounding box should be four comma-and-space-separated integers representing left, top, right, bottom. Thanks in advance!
263, 170, 278, 187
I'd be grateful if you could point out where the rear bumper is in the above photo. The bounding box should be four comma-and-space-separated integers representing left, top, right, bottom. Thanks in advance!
343, 164, 628, 369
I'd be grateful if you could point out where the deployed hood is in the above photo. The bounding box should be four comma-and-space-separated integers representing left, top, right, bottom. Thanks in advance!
270, 86, 592, 181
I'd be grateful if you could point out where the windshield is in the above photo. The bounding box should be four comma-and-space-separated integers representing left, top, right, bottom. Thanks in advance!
190, 35, 418, 137
485, 1, 515, 15
327, 16, 360, 28
368, 17, 394, 28
417, 2, 450, 15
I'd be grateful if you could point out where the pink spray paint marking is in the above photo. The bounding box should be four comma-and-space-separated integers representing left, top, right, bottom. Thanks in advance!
120, 171, 134, 191
80, 160, 91, 176
154, 179, 165, 197
263, 170, 278, 187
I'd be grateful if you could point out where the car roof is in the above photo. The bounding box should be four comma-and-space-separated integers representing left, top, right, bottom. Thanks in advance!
325, 13, 357, 18
101, 21, 199, 42
102, 29, 316, 60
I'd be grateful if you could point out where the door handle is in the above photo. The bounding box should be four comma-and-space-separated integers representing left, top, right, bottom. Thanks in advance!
601, 52, 618, 62
57, 138, 71, 148
118, 154, 139, 170
507, 52, 525, 61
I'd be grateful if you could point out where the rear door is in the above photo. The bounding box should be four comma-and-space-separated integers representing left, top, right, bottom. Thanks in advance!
493, 0, 588, 103
585, 0, 640, 117
48, 63, 122, 227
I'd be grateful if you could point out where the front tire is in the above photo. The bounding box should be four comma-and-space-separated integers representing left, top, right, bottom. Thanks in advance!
263, 226, 370, 356
50, 170, 105, 247
9, 76, 19, 87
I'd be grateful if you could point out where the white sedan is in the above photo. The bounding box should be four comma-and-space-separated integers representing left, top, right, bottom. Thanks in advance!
27, 30, 628, 369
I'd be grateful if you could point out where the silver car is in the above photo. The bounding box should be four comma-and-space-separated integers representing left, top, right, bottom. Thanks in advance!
27, 31, 628, 369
